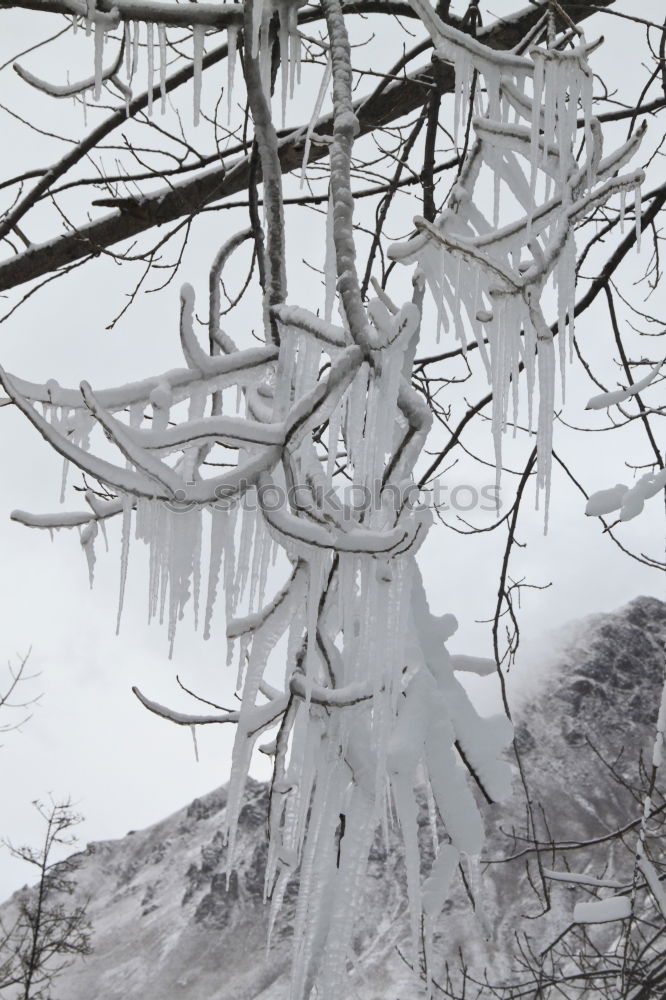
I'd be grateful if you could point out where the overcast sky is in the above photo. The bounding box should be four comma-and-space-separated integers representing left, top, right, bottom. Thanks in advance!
1, 0, 664, 900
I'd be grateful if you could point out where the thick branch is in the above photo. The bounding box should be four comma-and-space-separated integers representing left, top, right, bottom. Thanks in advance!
0, 0, 419, 26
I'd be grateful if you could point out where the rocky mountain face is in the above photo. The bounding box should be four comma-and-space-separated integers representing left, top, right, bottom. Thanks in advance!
1, 595, 664, 1000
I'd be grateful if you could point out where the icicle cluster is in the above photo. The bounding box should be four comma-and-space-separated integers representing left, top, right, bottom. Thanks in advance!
6, 4, 649, 999
1, 260, 516, 998
392, 0, 645, 524
16, 3, 304, 126
87, 1, 300, 125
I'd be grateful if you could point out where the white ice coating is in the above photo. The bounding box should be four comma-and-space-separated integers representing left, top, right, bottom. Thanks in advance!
586, 359, 663, 409
574, 896, 632, 923
586, 466, 666, 522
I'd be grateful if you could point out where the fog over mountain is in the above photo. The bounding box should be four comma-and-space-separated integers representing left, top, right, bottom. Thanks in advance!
1, 595, 664, 1000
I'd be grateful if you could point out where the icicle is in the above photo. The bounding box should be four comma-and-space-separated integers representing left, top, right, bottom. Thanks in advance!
536, 334, 555, 529
288, 0, 300, 97
131, 20, 140, 78
326, 399, 343, 484
345, 362, 369, 479
493, 152, 501, 228
191, 509, 202, 631
190, 724, 200, 762
485, 64, 500, 122
619, 186, 626, 233
224, 507, 238, 665
80, 519, 98, 588
234, 503, 256, 611
248, 513, 268, 612
566, 234, 576, 363
635, 183, 642, 251
224, 575, 301, 870
251, 0, 265, 57
158, 23, 167, 114
116, 496, 133, 633
256, 524, 272, 612
555, 63, 569, 196
259, 7, 272, 97
93, 21, 104, 100
124, 22, 131, 80
59, 456, 70, 504
146, 22, 154, 116
305, 552, 327, 682
278, 0, 289, 126
227, 26, 238, 122
529, 51, 544, 207
324, 188, 336, 321
192, 24, 205, 126
204, 508, 226, 640
146, 501, 163, 623
453, 52, 464, 139
294, 333, 321, 399
300, 56, 332, 187
85, 0, 95, 36
419, 246, 448, 341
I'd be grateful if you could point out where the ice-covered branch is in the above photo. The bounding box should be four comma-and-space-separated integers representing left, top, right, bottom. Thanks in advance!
14, 36, 125, 97
586, 359, 664, 409
586, 467, 666, 521
131, 686, 240, 726
243, 0, 288, 344
132, 683, 290, 732
0, 347, 278, 411
271, 305, 348, 349
209, 229, 253, 354
4, 0, 245, 28
321, 0, 375, 350
289, 672, 374, 707
226, 563, 304, 639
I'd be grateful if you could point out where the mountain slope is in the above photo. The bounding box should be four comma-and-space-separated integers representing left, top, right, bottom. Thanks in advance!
1, 595, 664, 999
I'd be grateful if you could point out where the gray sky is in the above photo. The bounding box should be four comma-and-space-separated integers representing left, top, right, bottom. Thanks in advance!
1, 0, 664, 900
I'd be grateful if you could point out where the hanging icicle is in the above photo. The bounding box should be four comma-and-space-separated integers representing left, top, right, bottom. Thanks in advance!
192, 24, 205, 126
146, 21, 154, 115
158, 23, 167, 114
93, 20, 105, 100
227, 25, 238, 122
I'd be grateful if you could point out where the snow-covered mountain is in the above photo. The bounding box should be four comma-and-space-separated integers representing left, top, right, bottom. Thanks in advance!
1, 595, 664, 1000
